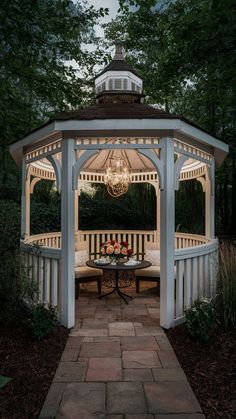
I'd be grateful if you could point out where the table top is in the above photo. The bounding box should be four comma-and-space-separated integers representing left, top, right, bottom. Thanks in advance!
86, 259, 151, 271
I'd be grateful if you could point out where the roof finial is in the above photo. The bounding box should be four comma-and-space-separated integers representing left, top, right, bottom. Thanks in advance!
113, 40, 124, 61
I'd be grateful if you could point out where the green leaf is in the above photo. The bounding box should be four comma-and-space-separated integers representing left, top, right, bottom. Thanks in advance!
0, 375, 12, 389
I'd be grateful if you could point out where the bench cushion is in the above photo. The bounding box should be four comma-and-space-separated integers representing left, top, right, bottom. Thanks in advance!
135, 265, 176, 278
135, 265, 160, 278
75, 266, 103, 279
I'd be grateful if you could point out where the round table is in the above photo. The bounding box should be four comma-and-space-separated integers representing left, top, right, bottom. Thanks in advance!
86, 260, 151, 304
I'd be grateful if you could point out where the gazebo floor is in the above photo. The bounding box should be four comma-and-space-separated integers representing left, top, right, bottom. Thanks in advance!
39, 282, 204, 418
75, 281, 161, 326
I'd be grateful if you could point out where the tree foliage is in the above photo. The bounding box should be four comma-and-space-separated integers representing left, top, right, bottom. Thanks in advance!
0, 0, 108, 190
105, 0, 236, 233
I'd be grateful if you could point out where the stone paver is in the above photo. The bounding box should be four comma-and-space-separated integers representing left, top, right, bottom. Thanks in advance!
152, 368, 186, 381
65, 336, 84, 349
123, 351, 161, 369
135, 327, 164, 337
39, 383, 65, 418
133, 298, 158, 305
60, 348, 79, 362
80, 341, 121, 358
121, 336, 159, 351
70, 328, 108, 337
126, 415, 154, 419
155, 415, 205, 419
109, 322, 135, 336
123, 368, 153, 381
53, 360, 87, 382
82, 319, 109, 329
40, 284, 204, 418
144, 381, 202, 414
86, 357, 122, 381
157, 350, 181, 368
56, 382, 106, 418
107, 382, 146, 414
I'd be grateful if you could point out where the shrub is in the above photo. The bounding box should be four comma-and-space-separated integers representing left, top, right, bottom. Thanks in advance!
185, 298, 217, 341
218, 242, 236, 328
30, 304, 58, 340
0, 252, 37, 322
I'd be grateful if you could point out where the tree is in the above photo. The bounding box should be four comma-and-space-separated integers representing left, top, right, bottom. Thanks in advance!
104, 0, 236, 234
0, 0, 108, 192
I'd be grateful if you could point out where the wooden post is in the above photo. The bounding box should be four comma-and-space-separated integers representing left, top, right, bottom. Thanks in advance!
156, 185, 160, 247
205, 161, 215, 238
160, 138, 175, 329
74, 189, 79, 233
21, 157, 30, 238
61, 138, 75, 328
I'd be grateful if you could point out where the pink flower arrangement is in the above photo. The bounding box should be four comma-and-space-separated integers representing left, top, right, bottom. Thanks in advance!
101, 240, 132, 259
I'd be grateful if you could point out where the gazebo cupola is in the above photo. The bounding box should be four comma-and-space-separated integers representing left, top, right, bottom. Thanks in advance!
95, 42, 143, 104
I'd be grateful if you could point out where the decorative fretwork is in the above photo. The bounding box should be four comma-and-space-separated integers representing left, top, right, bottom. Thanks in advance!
75, 137, 160, 149
174, 139, 212, 164
30, 165, 56, 180
26, 140, 61, 163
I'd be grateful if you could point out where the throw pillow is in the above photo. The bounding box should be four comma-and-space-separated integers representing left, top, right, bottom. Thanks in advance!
75, 250, 89, 267
146, 249, 160, 266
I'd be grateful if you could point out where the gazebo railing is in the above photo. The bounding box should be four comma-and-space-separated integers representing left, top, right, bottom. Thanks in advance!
174, 239, 218, 325
77, 230, 156, 257
20, 241, 61, 314
25, 230, 209, 253
22, 230, 217, 326
24, 232, 61, 248
175, 232, 209, 249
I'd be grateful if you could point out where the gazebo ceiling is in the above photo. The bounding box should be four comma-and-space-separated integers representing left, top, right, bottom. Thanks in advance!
30, 151, 206, 178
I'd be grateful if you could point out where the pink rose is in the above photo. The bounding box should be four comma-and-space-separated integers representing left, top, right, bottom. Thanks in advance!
106, 245, 114, 254
114, 247, 120, 254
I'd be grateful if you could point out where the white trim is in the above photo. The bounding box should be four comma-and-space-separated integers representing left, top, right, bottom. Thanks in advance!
10, 118, 228, 168
175, 239, 218, 259
160, 137, 175, 329
60, 138, 75, 328
174, 155, 189, 190
9, 122, 56, 162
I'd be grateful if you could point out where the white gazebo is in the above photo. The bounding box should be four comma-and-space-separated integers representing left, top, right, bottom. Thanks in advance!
10, 44, 228, 329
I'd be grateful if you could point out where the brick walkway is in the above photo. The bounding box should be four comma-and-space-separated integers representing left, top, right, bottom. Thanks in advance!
39, 283, 205, 419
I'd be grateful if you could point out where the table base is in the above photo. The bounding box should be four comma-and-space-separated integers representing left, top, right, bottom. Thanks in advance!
99, 269, 133, 304
99, 286, 133, 304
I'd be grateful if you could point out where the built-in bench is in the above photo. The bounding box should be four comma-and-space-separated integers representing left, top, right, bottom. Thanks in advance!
74, 237, 102, 298
135, 242, 160, 293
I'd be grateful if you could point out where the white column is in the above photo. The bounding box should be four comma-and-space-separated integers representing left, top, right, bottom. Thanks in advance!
160, 138, 175, 329
61, 138, 75, 328
21, 158, 30, 238
74, 189, 79, 233
156, 186, 160, 247
205, 161, 215, 238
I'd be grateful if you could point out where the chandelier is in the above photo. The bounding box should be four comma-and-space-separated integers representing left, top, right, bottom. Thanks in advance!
104, 154, 130, 197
